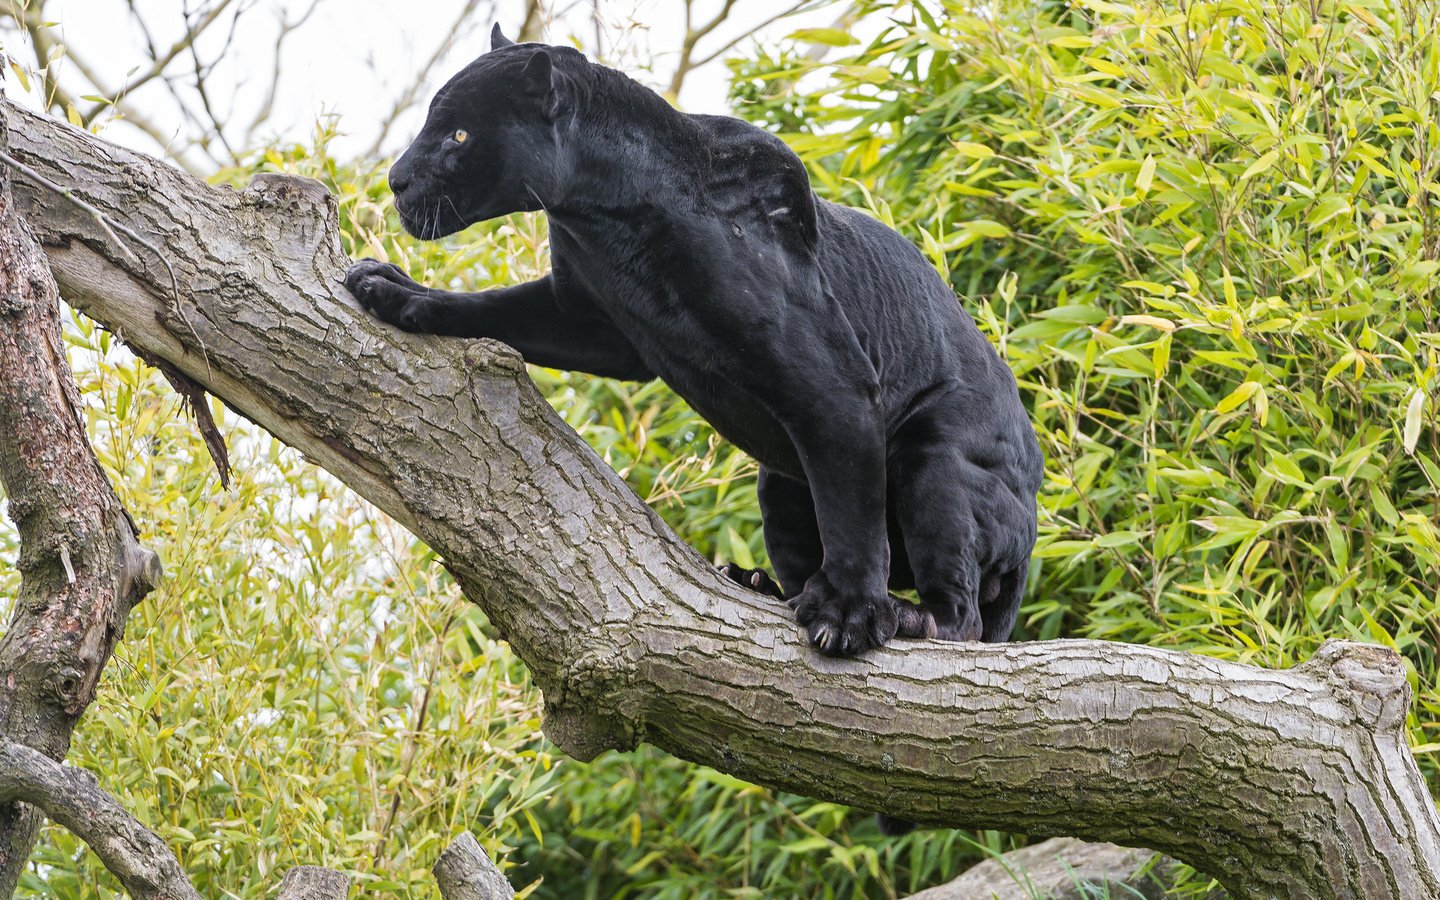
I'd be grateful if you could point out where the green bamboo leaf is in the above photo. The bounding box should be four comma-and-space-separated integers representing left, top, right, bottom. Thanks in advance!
1135, 155, 1156, 193
1403, 388, 1427, 455
1216, 381, 1260, 414
1307, 195, 1351, 226
1240, 149, 1279, 180
786, 28, 856, 46
951, 141, 996, 159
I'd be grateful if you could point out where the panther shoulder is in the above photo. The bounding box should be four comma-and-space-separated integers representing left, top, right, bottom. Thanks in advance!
689, 114, 819, 254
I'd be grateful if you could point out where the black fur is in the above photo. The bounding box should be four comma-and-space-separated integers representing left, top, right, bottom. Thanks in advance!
346, 27, 1043, 664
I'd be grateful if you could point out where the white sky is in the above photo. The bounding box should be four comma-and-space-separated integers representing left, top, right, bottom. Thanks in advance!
3, 0, 850, 167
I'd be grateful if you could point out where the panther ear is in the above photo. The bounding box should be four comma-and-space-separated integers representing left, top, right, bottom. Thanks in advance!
521, 50, 566, 121
491, 23, 514, 50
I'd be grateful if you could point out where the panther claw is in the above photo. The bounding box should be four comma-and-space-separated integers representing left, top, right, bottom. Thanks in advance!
718, 563, 785, 600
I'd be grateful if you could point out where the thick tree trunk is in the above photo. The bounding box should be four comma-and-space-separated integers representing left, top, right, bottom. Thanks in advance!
0, 103, 162, 895
2, 99, 1437, 898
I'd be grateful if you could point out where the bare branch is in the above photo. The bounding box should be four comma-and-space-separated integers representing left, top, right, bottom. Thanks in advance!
433, 833, 515, 900
184, 4, 245, 165
0, 2, 208, 175
907, 838, 1175, 900
242, 0, 325, 147
518, 0, 545, 42
364, 0, 491, 159
77, 0, 239, 123
0, 743, 199, 900
690, 1, 813, 70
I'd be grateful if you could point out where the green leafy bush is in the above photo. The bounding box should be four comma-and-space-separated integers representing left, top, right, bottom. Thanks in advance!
6, 1, 1439, 893
733, 0, 1439, 790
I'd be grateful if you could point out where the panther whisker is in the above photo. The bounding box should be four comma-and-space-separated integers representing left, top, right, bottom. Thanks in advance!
442, 194, 463, 228
524, 182, 549, 215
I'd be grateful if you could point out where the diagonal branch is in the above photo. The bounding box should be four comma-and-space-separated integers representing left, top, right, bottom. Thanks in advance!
0, 742, 201, 900
2, 99, 1437, 899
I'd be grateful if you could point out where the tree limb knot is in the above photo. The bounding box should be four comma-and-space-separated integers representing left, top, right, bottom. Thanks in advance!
539, 643, 640, 761
1304, 639, 1411, 731
241, 172, 341, 261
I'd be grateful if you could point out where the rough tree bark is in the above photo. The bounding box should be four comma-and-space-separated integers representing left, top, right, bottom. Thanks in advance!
274, 866, 349, 899
1, 99, 1437, 898
906, 837, 1180, 900
433, 833, 515, 900
0, 103, 163, 896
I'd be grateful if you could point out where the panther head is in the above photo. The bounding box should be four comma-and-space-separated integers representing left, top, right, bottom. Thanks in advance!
388, 25, 573, 239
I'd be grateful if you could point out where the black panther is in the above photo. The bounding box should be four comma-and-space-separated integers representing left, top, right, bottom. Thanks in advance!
346, 27, 1043, 665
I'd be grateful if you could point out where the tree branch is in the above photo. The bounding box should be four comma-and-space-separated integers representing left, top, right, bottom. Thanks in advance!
517, 0, 545, 43
362, 0, 491, 160
242, 0, 325, 148
0, 742, 199, 900
76, 0, 239, 124
275, 866, 349, 899
908, 837, 1176, 900
3, 99, 1437, 898
1, 2, 207, 175
433, 832, 515, 899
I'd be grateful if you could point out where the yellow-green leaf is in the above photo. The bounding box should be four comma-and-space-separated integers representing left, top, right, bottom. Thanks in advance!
1136, 155, 1156, 193
951, 141, 996, 159
1081, 55, 1126, 77
1119, 314, 1176, 331
1403, 388, 1426, 454
1241, 149, 1279, 180
9, 60, 31, 93
787, 28, 856, 46
1217, 381, 1260, 414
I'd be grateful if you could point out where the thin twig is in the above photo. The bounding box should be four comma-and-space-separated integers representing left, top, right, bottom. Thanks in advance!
363, 0, 489, 159
0, 147, 140, 265
79, 0, 238, 123
243, 0, 324, 146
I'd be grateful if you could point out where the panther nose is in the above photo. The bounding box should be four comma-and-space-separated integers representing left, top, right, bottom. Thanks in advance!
389, 168, 412, 197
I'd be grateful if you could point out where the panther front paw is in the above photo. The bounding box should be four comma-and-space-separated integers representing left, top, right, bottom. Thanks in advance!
788, 576, 898, 657
345, 258, 431, 332
718, 563, 785, 600
894, 600, 938, 641
922, 601, 983, 642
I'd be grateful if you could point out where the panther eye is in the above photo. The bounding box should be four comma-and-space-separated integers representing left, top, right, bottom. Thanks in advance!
453, 129, 469, 144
